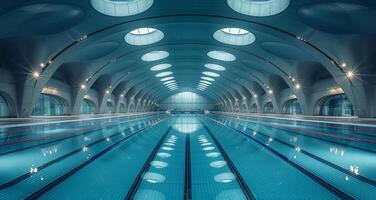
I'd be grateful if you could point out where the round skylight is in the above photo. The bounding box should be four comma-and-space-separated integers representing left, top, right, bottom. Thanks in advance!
160, 77, 174, 82
200, 80, 212, 85
204, 64, 226, 71
150, 64, 172, 71
227, 0, 290, 17
201, 76, 215, 82
203, 71, 220, 77
156, 71, 173, 77
125, 28, 164, 46
143, 51, 169, 62
91, 0, 153, 17
163, 80, 176, 85
214, 28, 256, 46
207, 51, 236, 61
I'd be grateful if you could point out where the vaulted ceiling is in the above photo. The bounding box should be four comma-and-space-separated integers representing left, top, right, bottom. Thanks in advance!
1, 0, 376, 117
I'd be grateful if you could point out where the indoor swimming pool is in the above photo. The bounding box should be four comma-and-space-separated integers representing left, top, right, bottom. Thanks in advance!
0, 113, 374, 200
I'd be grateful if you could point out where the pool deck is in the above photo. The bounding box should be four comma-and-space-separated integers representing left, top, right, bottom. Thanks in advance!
1, 111, 376, 128
0, 113, 158, 128
211, 112, 376, 127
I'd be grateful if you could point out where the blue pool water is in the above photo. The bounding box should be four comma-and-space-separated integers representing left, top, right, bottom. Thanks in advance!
0, 113, 375, 199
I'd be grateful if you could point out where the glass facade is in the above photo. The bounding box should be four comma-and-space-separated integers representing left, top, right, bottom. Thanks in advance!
263, 102, 275, 114
317, 94, 355, 116
80, 99, 95, 114
0, 94, 10, 117
250, 104, 257, 113
32, 94, 65, 116
160, 92, 214, 111
283, 99, 302, 115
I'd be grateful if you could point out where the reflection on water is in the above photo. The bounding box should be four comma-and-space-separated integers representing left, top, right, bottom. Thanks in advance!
172, 116, 201, 133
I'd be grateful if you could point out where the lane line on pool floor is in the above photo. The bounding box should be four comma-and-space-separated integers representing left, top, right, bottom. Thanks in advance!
201, 120, 256, 200
206, 116, 354, 200
24, 118, 171, 200
124, 126, 172, 200
234, 123, 376, 186
184, 131, 192, 200
0, 116, 157, 157
214, 115, 376, 154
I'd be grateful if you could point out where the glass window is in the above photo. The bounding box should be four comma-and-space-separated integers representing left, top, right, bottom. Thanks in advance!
316, 94, 355, 116
160, 92, 214, 111
80, 99, 95, 114
32, 94, 65, 116
263, 102, 275, 114
0, 94, 10, 117
283, 99, 302, 115
250, 103, 258, 113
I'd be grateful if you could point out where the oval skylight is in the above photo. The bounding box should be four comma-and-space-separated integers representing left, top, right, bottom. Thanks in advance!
160, 76, 174, 82
156, 71, 173, 77
200, 80, 212, 85
163, 80, 176, 85
125, 28, 164, 46
151, 64, 172, 71
203, 71, 220, 77
166, 83, 177, 87
227, 0, 290, 17
91, 0, 153, 17
143, 51, 169, 62
201, 76, 215, 82
198, 83, 209, 87
214, 28, 256, 46
204, 64, 226, 71
207, 51, 236, 61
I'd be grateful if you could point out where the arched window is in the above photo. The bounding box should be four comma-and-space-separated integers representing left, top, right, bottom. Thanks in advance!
316, 94, 355, 116
119, 103, 126, 113
0, 94, 10, 117
80, 99, 95, 114
160, 92, 213, 111
250, 103, 257, 113
105, 102, 113, 114
32, 94, 66, 116
241, 104, 247, 112
283, 99, 302, 115
263, 102, 275, 114
129, 104, 135, 112
234, 104, 240, 112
